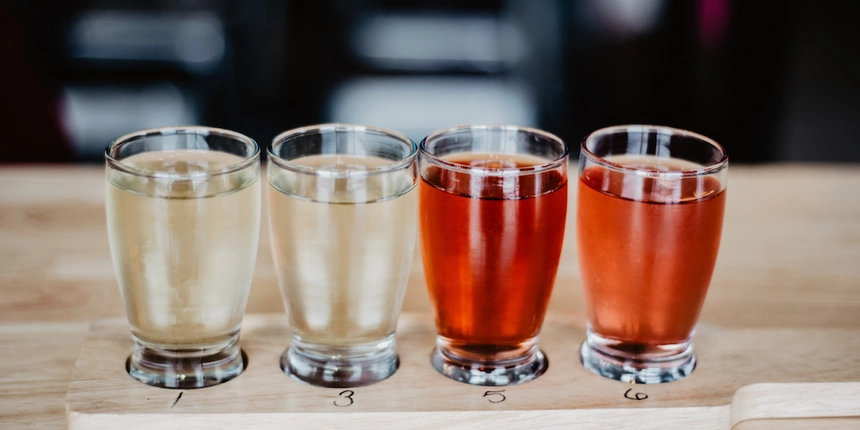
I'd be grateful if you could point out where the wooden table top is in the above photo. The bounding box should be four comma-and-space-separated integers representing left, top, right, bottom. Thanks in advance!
1, 164, 859, 428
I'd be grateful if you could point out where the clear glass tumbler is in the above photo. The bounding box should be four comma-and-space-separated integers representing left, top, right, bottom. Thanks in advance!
577, 125, 728, 384
106, 126, 261, 389
419, 125, 569, 386
268, 123, 418, 388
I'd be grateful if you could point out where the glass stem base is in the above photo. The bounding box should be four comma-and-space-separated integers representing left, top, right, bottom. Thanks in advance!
579, 330, 696, 384
430, 336, 548, 386
282, 334, 399, 388
126, 334, 245, 389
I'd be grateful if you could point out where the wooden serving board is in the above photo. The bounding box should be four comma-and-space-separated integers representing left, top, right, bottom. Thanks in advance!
66, 313, 860, 429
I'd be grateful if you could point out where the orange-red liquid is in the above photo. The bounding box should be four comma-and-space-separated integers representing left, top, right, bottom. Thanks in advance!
420, 154, 567, 359
577, 159, 725, 345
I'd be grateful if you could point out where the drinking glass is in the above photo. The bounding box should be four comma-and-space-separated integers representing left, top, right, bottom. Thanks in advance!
268, 124, 418, 388
106, 126, 261, 389
577, 125, 728, 384
419, 125, 569, 386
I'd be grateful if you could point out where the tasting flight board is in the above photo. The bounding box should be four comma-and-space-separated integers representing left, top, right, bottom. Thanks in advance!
66, 313, 860, 429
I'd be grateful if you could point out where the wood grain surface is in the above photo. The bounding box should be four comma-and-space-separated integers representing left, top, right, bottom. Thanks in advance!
66, 314, 860, 429
2, 164, 860, 429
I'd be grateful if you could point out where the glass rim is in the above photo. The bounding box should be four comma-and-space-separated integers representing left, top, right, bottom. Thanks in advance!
268, 123, 418, 178
419, 124, 569, 177
105, 126, 260, 180
581, 125, 728, 178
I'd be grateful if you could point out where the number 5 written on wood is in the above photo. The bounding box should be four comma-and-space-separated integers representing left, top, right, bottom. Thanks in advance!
483, 390, 506, 403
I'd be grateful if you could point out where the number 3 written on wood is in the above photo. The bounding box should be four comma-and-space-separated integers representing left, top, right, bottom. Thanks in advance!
333, 390, 355, 407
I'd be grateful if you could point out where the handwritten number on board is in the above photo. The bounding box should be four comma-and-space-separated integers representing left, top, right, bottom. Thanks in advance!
624, 388, 648, 401
483, 389, 506, 403
334, 390, 355, 407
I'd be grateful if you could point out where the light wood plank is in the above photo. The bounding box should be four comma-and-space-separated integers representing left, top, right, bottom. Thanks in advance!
734, 418, 860, 430
2, 165, 859, 327
0, 323, 89, 429
1, 164, 859, 428
65, 314, 860, 429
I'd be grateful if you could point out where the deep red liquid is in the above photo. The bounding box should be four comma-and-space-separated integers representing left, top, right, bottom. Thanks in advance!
577, 164, 726, 345
420, 155, 567, 359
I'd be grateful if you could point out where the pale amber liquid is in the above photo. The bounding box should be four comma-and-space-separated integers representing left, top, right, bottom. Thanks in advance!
107, 150, 260, 348
268, 154, 417, 346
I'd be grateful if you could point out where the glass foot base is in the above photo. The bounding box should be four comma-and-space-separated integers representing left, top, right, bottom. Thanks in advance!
282, 336, 399, 388
430, 347, 548, 386
126, 341, 246, 389
579, 334, 696, 384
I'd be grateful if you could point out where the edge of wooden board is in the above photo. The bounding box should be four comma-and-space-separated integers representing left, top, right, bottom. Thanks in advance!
66, 314, 860, 429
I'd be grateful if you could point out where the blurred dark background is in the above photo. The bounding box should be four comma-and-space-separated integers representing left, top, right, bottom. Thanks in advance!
1, 0, 858, 163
